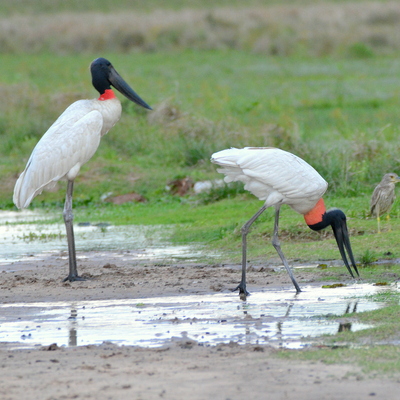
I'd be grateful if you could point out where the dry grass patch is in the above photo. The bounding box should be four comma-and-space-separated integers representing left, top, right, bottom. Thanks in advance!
1, 2, 400, 56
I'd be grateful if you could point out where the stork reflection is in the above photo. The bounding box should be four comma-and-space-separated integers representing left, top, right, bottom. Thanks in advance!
68, 307, 78, 346
337, 301, 359, 333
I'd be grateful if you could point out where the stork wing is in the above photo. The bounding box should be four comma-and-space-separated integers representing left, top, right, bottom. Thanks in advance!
211, 147, 328, 210
14, 105, 103, 209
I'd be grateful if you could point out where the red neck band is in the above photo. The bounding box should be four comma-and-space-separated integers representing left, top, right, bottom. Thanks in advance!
304, 198, 326, 226
98, 89, 116, 101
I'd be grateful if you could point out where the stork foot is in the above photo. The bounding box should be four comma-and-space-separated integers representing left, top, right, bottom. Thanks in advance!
63, 274, 88, 282
233, 283, 250, 300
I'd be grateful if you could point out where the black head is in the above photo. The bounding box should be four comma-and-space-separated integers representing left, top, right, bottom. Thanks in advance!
90, 58, 152, 110
309, 209, 359, 278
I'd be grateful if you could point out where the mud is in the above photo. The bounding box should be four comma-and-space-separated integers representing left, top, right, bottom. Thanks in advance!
1, 210, 399, 399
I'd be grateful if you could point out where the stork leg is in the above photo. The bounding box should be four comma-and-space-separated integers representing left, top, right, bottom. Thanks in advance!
63, 180, 85, 282
271, 205, 301, 293
234, 204, 267, 300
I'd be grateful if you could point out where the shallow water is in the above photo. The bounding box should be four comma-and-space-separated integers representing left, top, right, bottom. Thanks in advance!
0, 211, 392, 350
0, 283, 386, 350
0, 210, 210, 266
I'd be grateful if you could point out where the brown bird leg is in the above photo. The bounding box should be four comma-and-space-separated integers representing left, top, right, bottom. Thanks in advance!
376, 204, 381, 234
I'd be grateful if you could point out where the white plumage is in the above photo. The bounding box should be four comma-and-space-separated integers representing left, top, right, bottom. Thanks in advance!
14, 99, 121, 209
13, 57, 151, 282
211, 147, 328, 214
211, 146, 358, 298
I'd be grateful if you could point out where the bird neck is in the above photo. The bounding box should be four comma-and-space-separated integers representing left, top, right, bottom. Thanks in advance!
98, 89, 116, 101
304, 198, 327, 229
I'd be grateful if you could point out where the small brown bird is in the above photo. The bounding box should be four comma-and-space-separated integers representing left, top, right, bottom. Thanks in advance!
370, 173, 400, 233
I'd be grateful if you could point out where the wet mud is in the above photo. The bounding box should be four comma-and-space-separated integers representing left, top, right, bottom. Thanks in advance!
1, 210, 399, 400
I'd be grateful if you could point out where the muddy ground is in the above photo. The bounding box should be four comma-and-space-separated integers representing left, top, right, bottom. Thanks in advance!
1, 251, 400, 400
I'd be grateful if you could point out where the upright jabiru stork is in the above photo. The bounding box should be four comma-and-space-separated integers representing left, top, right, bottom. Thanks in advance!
13, 57, 152, 282
211, 147, 359, 299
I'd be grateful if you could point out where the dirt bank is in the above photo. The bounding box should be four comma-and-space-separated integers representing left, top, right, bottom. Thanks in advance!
0, 252, 399, 400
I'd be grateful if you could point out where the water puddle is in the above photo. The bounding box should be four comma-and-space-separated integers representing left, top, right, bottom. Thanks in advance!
0, 210, 211, 267
0, 284, 387, 350
0, 212, 393, 350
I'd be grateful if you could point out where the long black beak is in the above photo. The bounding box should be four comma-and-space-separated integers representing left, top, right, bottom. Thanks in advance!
331, 212, 359, 278
109, 66, 152, 110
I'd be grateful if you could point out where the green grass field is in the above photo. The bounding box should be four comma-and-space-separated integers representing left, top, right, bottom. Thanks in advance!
0, 0, 388, 15
3, 51, 400, 198
2, 0, 400, 373
2, 0, 400, 263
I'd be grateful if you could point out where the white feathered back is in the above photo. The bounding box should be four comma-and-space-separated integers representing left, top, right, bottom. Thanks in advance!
13, 98, 122, 209
211, 147, 328, 214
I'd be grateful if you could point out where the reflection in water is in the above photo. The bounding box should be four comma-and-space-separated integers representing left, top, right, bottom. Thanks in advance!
68, 308, 78, 346
337, 301, 358, 333
0, 213, 391, 350
239, 291, 299, 348
338, 322, 352, 332
276, 303, 295, 347
0, 284, 387, 350
345, 301, 358, 314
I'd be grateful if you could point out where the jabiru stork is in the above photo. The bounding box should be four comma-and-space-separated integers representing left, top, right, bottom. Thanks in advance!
211, 147, 359, 299
13, 57, 152, 282
370, 173, 400, 233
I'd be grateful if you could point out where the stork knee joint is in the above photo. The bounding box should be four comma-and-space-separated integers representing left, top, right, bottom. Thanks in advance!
63, 209, 74, 223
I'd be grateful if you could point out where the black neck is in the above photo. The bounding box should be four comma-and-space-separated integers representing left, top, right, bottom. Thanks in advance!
92, 71, 111, 95
308, 209, 346, 231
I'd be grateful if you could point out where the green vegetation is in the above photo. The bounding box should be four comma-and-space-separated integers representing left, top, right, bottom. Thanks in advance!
0, 0, 393, 15
3, 0, 400, 266
359, 249, 379, 265
277, 288, 400, 375
3, 48, 400, 262
19, 231, 64, 242
3, 52, 400, 200
2, 0, 400, 375
278, 344, 400, 376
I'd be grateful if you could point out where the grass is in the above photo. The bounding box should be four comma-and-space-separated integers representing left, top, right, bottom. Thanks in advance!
2, 0, 400, 377
19, 231, 65, 242
7, 193, 400, 268
0, 0, 316, 15
3, 50, 400, 205
359, 249, 379, 265
278, 345, 400, 376
276, 289, 400, 375
2, 0, 394, 15
2, 1, 400, 57
2, 2, 400, 273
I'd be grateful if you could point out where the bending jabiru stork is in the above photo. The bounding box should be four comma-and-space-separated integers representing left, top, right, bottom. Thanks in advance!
211, 147, 359, 299
13, 57, 152, 282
